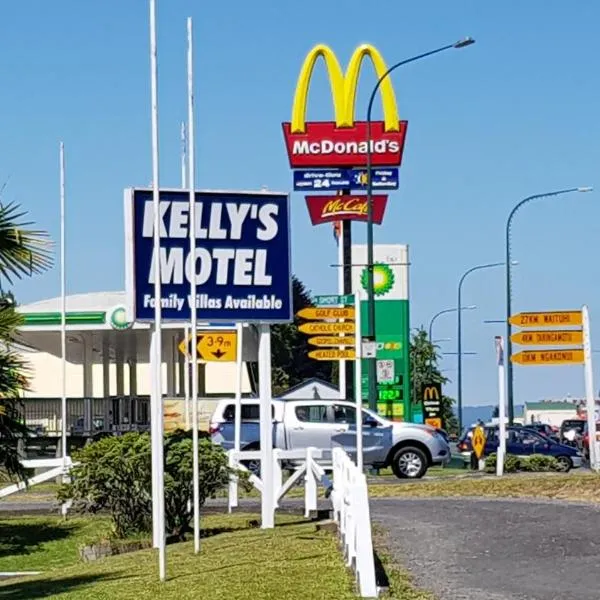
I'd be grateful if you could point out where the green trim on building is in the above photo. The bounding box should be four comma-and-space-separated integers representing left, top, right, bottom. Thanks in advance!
525, 401, 578, 411
22, 311, 107, 326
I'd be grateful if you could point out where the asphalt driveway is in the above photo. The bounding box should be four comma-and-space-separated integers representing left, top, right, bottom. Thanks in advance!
371, 497, 600, 600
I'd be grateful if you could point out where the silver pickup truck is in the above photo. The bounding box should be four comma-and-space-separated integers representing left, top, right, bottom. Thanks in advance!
210, 398, 450, 479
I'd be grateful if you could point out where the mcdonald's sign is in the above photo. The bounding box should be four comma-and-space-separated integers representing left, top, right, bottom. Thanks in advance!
282, 44, 408, 168
420, 382, 443, 428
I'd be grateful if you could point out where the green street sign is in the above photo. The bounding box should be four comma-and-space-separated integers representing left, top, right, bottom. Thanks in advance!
314, 294, 355, 306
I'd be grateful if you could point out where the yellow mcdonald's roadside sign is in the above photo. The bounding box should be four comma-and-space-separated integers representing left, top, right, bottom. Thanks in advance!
290, 44, 400, 133
282, 44, 408, 169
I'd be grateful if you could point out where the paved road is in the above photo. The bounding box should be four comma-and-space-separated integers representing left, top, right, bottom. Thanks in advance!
371, 497, 600, 600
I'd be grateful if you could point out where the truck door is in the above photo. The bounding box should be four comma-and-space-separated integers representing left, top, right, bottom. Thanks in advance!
287, 403, 336, 450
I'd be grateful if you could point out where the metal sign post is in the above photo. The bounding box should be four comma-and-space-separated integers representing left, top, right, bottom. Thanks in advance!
582, 305, 598, 471
354, 291, 364, 471
495, 336, 507, 477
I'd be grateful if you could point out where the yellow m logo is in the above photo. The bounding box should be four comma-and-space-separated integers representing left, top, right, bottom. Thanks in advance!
290, 44, 400, 134
423, 386, 440, 401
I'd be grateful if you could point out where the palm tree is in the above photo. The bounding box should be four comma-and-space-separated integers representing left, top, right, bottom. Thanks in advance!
0, 201, 53, 479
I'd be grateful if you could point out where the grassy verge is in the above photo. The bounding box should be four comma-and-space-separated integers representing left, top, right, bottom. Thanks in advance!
0, 513, 362, 600
367, 471, 600, 502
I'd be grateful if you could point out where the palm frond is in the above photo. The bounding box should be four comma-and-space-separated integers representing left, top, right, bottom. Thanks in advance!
0, 201, 53, 283
0, 305, 23, 344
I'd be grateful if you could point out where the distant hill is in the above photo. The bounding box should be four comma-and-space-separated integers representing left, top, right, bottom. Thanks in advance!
459, 405, 524, 426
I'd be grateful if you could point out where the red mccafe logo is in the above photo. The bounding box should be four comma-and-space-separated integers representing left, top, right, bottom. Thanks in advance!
305, 195, 388, 225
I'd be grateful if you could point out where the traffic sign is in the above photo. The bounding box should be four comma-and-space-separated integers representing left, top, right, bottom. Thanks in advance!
471, 425, 486, 460
314, 294, 355, 306
296, 307, 355, 320
178, 330, 237, 361
511, 349, 584, 365
511, 330, 584, 346
308, 336, 355, 347
509, 311, 582, 328
299, 322, 355, 335
293, 168, 399, 192
308, 348, 356, 361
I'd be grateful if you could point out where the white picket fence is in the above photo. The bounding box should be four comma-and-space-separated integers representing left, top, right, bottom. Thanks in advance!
228, 446, 378, 598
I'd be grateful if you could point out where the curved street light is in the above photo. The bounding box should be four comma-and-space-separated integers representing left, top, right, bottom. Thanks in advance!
456, 261, 507, 432
364, 37, 476, 411
429, 305, 476, 342
505, 187, 593, 423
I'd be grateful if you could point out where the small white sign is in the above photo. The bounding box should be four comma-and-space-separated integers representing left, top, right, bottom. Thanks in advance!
376, 360, 394, 383
362, 340, 377, 358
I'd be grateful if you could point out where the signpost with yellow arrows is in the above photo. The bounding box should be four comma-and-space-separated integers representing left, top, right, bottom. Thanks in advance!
508, 305, 599, 471
297, 305, 356, 361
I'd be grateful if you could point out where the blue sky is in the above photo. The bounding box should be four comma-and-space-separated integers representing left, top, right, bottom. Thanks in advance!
1, 0, 599, 407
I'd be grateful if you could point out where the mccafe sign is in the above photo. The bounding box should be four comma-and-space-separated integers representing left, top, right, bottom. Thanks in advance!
305, 194, 388, 225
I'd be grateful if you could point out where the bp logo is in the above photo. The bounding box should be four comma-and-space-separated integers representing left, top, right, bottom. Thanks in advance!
109, 306, 133, 331
360, 263, 394, 296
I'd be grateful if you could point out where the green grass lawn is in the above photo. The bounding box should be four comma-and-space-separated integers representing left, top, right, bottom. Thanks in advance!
0, 512, 436, 600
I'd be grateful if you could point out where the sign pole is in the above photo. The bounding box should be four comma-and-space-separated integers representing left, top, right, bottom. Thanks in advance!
355, 290, 363, 471
258, 323, 275, 528
230, 322, 244, 510
184, 325, 190, 430
495, 336, 506, 477
149, 0, 166, 580
337, 222, 346, 400
582, 305, 598, 471
186, 16, 201, 555
59, 142, 68, 484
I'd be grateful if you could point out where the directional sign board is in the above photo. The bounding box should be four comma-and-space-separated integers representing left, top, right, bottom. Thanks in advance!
308, 349, 356, 361
314, 294, 355, 306
178, 330, 237, 362
509, 311, 582, 328
308, 336, 355, 347
299, 322, 355, 335
511, 330, 584, 346
511, 349, 584, 366
296, 307, 355, 320
293, 168, 399, 192
471, 425, 486, 460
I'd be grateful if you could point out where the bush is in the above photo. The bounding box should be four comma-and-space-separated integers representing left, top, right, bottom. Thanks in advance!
484, 453, 520, 473
520, 454, 559, 472
59, 431, 236, 539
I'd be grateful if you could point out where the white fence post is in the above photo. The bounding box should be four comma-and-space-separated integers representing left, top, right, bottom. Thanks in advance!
304, 447, 317, 518
273, 449, 282, 508
228, 450, 238, 512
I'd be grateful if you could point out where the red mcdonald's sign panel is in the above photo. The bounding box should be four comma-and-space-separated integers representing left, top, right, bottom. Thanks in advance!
305, 195, 388, 225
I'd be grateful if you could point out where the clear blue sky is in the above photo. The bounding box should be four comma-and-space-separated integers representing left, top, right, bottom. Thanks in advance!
1, 0, 599, 407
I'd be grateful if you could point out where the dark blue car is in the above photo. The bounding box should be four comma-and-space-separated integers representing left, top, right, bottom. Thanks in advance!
457, 425, 583, 472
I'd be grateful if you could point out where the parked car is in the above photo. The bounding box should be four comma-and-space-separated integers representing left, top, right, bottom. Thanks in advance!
559, 419, 586, 448
523, 422, 559, 442
457, 425, 582, 472
210, 398, 451, 479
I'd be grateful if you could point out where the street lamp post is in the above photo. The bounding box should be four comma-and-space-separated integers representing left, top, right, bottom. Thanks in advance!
429, 306, 475, 342
457, 262, 504, 432
505, 187, 593, 423
365, 37, 475, 411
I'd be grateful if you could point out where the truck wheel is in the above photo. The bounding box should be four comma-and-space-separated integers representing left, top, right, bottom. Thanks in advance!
391, 447, 428, 479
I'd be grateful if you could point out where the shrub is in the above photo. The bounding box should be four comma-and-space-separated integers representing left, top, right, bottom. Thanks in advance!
484, 452, 520, 473
520, 454, 559, 472
59, 431, 236, 539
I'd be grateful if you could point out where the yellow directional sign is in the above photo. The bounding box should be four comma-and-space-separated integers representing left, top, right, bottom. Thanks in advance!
471, 425, 486, 460
296, 306, 355, 320
308, 348, 356, 361
511, 349, 584, 366
178, 330, 237, 362
511, 330, 584, 346
299, 322, 355, 335
509, 311, 582, 328
308, 335, 355, 347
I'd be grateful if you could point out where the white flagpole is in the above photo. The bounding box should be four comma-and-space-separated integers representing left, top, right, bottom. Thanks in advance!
186, 16, 201, 554
59, 142, 67, 478
149, 0, 166, 581
180, 123, 190, 431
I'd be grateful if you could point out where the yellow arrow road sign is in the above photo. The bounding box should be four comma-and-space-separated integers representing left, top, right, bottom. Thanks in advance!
178, 330, 237, 361
308, 335, 355, 347
511, 330, 584, 346
296, 307, 355, 320
509, 311, 582, 328
308, 349, 356, 361
510, 349, 584, 366
299, 322, 356, 335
